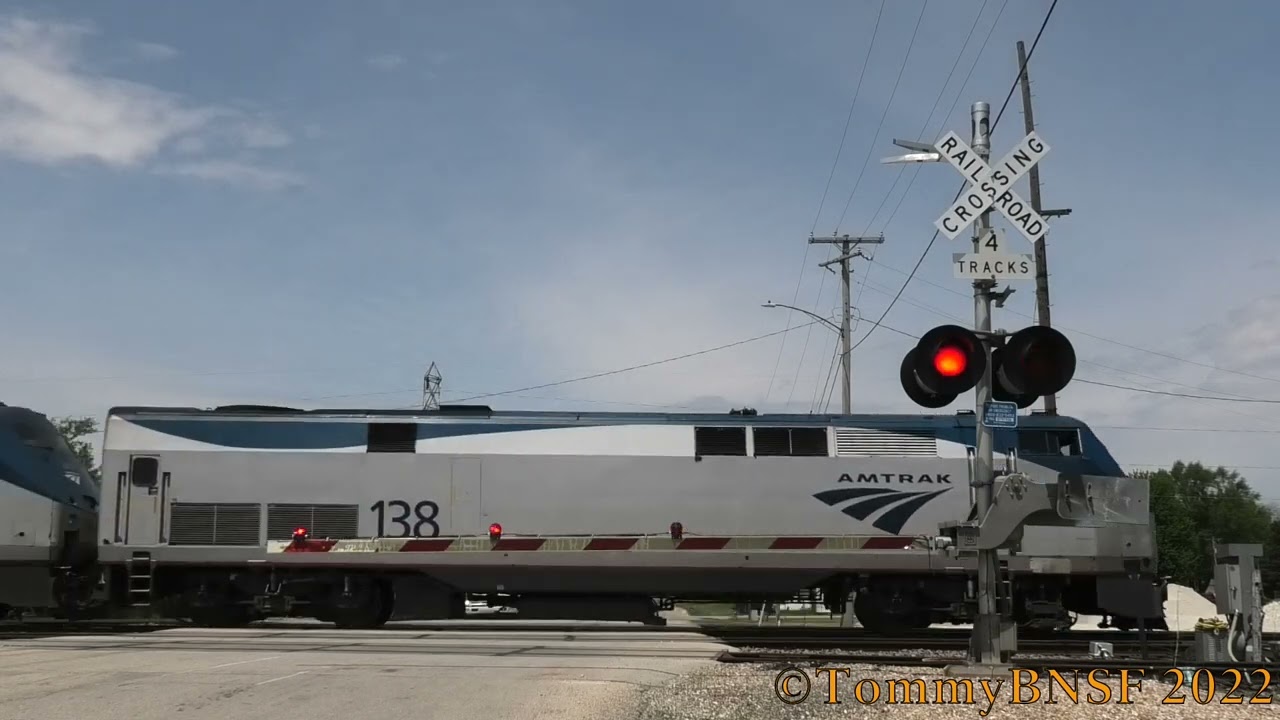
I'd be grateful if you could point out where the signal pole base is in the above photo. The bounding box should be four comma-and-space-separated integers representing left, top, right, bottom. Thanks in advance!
969, 611, 1017, 665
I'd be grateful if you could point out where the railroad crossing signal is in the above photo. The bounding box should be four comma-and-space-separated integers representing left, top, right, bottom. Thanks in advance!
900, 325, 987, 408
952, 228, 1034, 280
991, 326, 1076, 408
934, 130, 1050, 243
901, 324, 1077, 409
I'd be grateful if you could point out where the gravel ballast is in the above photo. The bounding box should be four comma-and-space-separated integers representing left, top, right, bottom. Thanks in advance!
632, 661, 1275, 719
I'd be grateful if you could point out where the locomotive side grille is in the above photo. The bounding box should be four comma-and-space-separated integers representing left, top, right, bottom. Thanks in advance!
834, 428, 937, 457
267, 504, 360, 540
366, 422, 418, 453
753, 427, 830, 457
168, 503, 261, 545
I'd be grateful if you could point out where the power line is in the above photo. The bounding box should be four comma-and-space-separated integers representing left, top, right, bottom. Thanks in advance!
848, 0, 1059, 355
1074, 379, 1280, 404
850, 275, 1277, 419
818, 0, 991, 412
846, 315, 1280, 406
833, 0, 930, 233
863, 254, 1280, 388
808, 0, 887, 236
452, 320, 824, 404
788, 1, 930, 411
862, 0, 999, 233
868, 0, 1009, 235
762, 0, 888, 409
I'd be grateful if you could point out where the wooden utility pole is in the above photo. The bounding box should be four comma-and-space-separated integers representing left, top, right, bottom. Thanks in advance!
1016, 40, 1070, 415
808, 234, 885, 414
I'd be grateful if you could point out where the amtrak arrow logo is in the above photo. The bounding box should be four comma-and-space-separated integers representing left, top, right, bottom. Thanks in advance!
813, 487, 951, 535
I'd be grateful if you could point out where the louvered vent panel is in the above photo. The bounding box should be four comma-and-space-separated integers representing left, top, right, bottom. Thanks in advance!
834, 428, 937, 457
267, 503, 359, 540
169, 503, 261, 545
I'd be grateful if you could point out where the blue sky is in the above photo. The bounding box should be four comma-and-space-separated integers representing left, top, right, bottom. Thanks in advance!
3, 1, 1280, 496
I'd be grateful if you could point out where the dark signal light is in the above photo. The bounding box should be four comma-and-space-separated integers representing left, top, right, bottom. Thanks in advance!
994, 326, 1076, 399
990, 348, 1038, 409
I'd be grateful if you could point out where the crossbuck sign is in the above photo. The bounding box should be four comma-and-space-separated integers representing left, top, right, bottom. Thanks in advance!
934, 131, 1050, 243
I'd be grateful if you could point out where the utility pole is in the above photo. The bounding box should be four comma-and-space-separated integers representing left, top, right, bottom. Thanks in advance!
808, 234, 884, 414
966, 102, 1006, 667
1016, 40, 1071, 416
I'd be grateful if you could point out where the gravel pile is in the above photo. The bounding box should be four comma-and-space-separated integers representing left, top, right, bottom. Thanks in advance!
631, 661, 1274, 719
1164, 584, 1220, 632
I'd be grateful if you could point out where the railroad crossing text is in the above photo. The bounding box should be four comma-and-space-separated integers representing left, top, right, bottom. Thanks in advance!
772, 666, 1273, 716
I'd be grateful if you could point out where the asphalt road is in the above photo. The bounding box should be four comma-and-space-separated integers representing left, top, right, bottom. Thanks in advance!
0, 620, 728, 720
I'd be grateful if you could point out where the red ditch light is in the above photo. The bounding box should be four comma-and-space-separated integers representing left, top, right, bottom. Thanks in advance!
488, 523, 503, 541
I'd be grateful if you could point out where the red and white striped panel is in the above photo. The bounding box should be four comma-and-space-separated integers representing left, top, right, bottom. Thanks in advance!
267, 535, 922, 554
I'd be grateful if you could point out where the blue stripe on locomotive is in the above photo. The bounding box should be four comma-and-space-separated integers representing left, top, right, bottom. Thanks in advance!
129, 419, 578, 449
122, 410, 1127, 479
0, 406, 99, 509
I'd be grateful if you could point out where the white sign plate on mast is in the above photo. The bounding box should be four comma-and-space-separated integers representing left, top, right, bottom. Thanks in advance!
952, 252, 1034, 280
933, 131, 1051, 243
953, 228, 1034, 279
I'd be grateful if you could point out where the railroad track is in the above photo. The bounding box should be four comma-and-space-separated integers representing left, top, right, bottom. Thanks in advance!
716, 650, 1280, 694
1, 618, 1275, 653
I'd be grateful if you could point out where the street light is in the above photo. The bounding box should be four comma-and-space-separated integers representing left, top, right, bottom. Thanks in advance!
762, 302, 850, 414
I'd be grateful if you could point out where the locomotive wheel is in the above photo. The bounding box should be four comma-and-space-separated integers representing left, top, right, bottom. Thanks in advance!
853, 591, 924, 635
331, 579, 391, 629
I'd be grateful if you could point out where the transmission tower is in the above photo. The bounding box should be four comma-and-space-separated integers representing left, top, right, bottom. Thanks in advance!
422, 362, 442, 410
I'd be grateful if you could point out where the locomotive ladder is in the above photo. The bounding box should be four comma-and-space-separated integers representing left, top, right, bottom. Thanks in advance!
126, 552, 154, 606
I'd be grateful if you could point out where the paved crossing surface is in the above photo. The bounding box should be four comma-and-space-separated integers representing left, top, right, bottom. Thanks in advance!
0, 621, 728, 720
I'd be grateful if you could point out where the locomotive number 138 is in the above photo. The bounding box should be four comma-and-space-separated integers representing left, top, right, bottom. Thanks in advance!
370, 500, 440, 538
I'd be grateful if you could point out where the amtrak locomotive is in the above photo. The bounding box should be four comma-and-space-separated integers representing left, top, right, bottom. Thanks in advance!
0, 403, 100, 617
94, 404, 1164, 632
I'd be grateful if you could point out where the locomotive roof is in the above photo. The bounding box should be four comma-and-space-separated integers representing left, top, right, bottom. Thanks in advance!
106, 404, 1091, 429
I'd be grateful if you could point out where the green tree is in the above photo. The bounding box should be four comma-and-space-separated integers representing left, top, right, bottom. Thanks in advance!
1133, 461, 1276, 595
51, 415, 101, 482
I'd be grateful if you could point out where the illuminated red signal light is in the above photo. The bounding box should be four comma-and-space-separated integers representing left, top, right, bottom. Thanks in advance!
900, 325, 986, 408
933, 346, 967, 377
292, 527, 308, 540
488, 523, 503, 541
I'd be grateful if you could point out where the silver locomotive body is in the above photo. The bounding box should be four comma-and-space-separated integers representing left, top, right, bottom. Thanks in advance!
98, 405, 1161, 630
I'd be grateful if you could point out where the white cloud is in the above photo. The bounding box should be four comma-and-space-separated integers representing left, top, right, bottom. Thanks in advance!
233, 118, 292, 149
160, 159, 304, 191
367, 53, 405, 71
134, 41, 177, 61
0, 15, 296, 189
